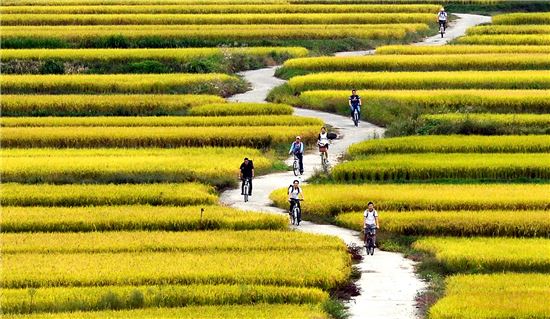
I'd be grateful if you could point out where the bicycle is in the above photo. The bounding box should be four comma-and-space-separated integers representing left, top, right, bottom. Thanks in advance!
364, 226, 375, 256
352, 108, 360, 127
289, 198, 302, 226
439, 22, 446, 38
242, 177, 251, 202
292, 154, 300, 176
319, 144, 330, 172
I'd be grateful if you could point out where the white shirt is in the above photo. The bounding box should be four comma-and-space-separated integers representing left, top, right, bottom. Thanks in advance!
288, 186, 302, 199
438, 12, 448, 21
318, 132, 329, 145
364, 209, 378, 225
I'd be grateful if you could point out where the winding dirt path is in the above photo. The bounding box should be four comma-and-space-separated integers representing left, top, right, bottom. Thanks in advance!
221, 13, 491, 319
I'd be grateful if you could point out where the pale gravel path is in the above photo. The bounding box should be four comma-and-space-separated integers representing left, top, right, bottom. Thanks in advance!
221, 13, 490, 319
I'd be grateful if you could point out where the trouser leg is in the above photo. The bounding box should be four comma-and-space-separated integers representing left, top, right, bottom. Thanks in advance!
241, 180, 245, 194
248, 178, 252, 195
297, 153, 304, 173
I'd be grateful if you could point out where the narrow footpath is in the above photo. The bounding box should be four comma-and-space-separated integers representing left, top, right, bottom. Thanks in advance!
221, 13, 491, 319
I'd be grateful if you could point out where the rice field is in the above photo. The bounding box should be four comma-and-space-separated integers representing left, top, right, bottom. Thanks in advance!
269, 184, 550, 216
0, 94, 225, 116
412, 237, 550, 272
280, 54, 550, 73
1, 183, 218, 207
429, 274, 550, 319
493, 12, 550, 25
0, 206, 287, 232
375, 44, 550, 54
347, 135, 550, 155
456, 34, 550, 45
332, 153, 550, 182
1, 147, 274, 185
288, 71, 550, 92
0, 73, 247, 95
467, 25, 550, 35
335, 210, 550, 237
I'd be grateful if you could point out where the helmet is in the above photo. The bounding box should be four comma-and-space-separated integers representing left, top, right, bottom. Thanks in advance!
296, 136, 301, 139
440, 7, 445, 11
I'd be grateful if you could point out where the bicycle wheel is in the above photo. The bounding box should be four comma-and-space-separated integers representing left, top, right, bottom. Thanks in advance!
293, 207, 300, 225
293, 160, 300, 176
440, 26, 444, 38
353, 111, 359, 127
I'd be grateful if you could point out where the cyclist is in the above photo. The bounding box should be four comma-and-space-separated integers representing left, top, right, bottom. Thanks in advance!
239, 157, 254, 196
438, 7, 448, 32
317, 126, 329, 159
363, 201, 380, 247
288, 179, 304, 225
288, 136, 304, 175
349, 89, 361, 121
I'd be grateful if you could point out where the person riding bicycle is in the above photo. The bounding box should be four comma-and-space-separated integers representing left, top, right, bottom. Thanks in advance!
364, 201, 380, 247
288, 136, 304, 175
317, 126, 330, 158
438, 7, 448, 32
239, 157, 254, 196
288, 179, 304, 225
349, 89, 362, 120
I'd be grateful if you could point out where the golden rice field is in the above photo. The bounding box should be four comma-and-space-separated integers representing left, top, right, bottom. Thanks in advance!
467, 25, 550, 35
0, 47, 309, 62
347, 135, 550, 155
375, 44, 550, 54
1, 304, 329, 319
335, 210, 550, 237
0, 13, 434, 26
1, 206, 287, 232
270, 184, 550, 216
456, 34, 550, 45
493, 12, 550, 25
1, 125, 320, 148
1, 73, 246, 95
0, 94, 225, 116
2, 250, 350, 289
280, 54, 550, 72
420, 113, 550, 134
1, 0, 289, 4
0, 24, 427, 44
288, 71, 550, 92
332, 153, 550, 182
2, 230, 344, 253
412, 237, 550, 272
0, 115, 322, 127
1, 183, 217, 207
296, 89, 550, 114
1, 284, 328, 314
429, 274, 550, 319
188, 102, 293, 116
1, 147, 274, 185
0, 4, 441, 14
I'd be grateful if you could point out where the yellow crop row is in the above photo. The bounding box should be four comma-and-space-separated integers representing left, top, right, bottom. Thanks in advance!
188, 102, 293, 116
2, 284, 328, 315
348, 135, 550, 155
1, 205, 287, 232
1, 125, 320, 148
493, 12, 550, 25
0, 24, 427, 41
1, 94, 224, 116
297, 89, 550, 114
0, 4, 441, 14
467, 25, 550, 35
1, 183, 217, 207
288, 71, 550, 92
376, 44, 550, 54
269, 184, 550, 216
2, 250, 350, 289
281, 53, 550, 72
0, 0, 288, 4
0, 115, 323, 127
332, 153, 550, 182
420, 113, 550, 135
1, 147, 274, 185
430, 274, 550, 319
1, 13, 435, 26
0, 47, 308, 62
1, 304, 329, 319
2, 230, 344, 254
0, 73, 246, 95
335, 210, 550, 237
413, 237, 550, 272
456, 34, 550, 45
